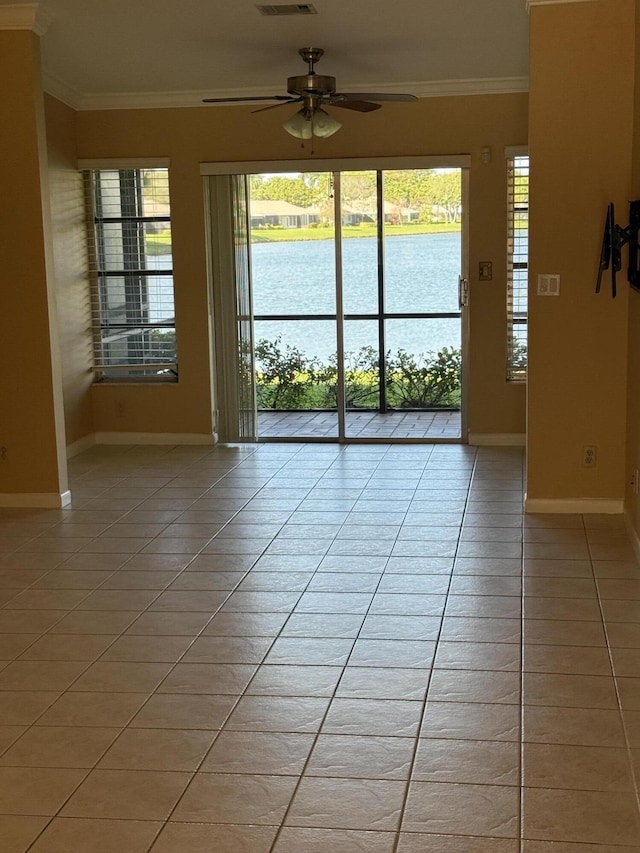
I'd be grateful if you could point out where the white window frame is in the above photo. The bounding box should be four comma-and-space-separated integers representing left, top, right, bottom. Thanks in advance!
80, 159, 178, 382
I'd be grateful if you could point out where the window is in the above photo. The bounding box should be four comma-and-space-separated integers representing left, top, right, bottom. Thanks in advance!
506, 151, 529, 381
85, 166, 177, 381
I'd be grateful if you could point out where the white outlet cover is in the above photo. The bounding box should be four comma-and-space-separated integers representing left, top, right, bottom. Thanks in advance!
538, 274, 560, 296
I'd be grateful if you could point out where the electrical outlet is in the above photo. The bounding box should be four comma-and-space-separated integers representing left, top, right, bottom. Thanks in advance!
0, 446, 7, 462
582, 445, 597, 468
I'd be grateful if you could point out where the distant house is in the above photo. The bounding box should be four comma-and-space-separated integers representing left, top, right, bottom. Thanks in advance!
341, 199, 419, 226
250, 198, 419, 229
250, 200, 318, 229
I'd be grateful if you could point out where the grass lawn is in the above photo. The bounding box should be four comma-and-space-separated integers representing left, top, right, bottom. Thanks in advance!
251, 222, 461, 243
145, 233, 172, 254
145, 223, 461, 251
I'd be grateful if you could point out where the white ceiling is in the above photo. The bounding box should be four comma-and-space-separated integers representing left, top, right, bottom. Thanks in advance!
26, 0, 529, 109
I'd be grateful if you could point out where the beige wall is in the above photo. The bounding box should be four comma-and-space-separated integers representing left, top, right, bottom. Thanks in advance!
22, 2, 640, 519
45, 95, 94, 447
527, 0, 635, 506
13, 3, 640, 513
465, 119, 526, 437
64, 93, 527, 440
626, 0, 640, 534
0, 31, 67, 498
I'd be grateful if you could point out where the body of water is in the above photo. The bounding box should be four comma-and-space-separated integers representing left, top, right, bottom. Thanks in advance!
251, 231, 462, 364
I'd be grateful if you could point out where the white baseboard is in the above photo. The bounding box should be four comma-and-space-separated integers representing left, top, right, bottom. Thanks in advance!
468, 433, 526, 446
66, 434, 96, 459
92, 432, 215, 446
525, 496, 624, 514
67, 432, 216, 458
0, 490, 71, 508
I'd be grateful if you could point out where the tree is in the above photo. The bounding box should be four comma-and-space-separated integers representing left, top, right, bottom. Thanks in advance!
248, 169, 463, 225
383, 170, 432, 220
340, 171, 377, 217
424, 171, 462, 223
249, 174, 326, 208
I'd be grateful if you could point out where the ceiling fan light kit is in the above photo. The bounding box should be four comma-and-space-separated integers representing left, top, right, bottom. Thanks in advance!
310, 108, 342, 138
283, 107, 342, 139
202, 47, 416, 141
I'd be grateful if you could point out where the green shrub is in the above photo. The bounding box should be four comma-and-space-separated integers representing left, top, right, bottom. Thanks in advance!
508, 336, 527, 369
254, 338, 461, 411
313, 346, 380, 409
254, 337, 318, 409
386, 347, 461, 408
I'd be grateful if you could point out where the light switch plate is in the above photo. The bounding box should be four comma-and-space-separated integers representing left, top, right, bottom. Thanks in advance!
538, 274, 560, 296
479, 261, 492, 281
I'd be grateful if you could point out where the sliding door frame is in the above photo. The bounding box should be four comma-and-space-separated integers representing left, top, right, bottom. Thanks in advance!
203, 155, 470, 444
205, 174, 256, 442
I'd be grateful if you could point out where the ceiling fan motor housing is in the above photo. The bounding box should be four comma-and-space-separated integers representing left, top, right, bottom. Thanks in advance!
287, 74, 336, 96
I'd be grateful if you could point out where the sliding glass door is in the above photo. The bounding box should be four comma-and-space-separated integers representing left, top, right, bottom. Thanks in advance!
251, 173, 339, 438
206, 159, 468, 443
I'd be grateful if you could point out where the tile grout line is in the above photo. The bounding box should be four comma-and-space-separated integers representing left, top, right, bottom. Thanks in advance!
586, 519, 640, 823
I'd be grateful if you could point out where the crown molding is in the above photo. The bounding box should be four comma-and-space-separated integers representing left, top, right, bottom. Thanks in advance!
413, 77, 529, 99
42, 71, 84, 109
77, 157, 170, 170
526, 0, 597, 9
0, 2, 53, 35
43, 75, 529, 112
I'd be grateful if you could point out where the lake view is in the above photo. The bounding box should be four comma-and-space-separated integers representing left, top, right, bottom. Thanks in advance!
251, 231, 462, 364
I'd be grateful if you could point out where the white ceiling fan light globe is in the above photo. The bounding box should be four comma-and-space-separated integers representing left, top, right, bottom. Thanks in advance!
283, 108, 313, 138
312, 108, 342, 138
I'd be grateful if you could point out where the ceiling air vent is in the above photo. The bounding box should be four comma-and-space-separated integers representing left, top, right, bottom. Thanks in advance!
256, 4, 317, 15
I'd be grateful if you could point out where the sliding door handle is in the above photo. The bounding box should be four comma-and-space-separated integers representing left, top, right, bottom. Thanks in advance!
458, 276, 469, 308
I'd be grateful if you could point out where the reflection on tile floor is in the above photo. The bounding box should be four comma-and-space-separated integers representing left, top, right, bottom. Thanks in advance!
0, 442, 639, 851
258, 410, 461, 439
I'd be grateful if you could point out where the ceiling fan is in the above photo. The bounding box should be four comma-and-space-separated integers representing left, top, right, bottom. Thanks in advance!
202, 47, 417, 139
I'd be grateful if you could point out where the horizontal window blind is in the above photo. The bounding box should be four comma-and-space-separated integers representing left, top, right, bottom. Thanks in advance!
506, 154, 528, 382
85, 167, 178, 381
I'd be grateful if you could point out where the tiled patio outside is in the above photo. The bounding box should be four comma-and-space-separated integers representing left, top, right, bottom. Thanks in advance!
258, 409, 462, 440
0, 441, 639, 851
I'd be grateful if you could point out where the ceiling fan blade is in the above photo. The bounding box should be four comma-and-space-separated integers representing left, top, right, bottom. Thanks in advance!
330, 100, 381, 113
202, 50, 418, 134
334, 92, 418, 103
252, 98, 303, 114
202, 95, 295, 104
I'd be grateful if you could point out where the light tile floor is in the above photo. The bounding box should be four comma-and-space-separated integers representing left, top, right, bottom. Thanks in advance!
0, 443, 639, 851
